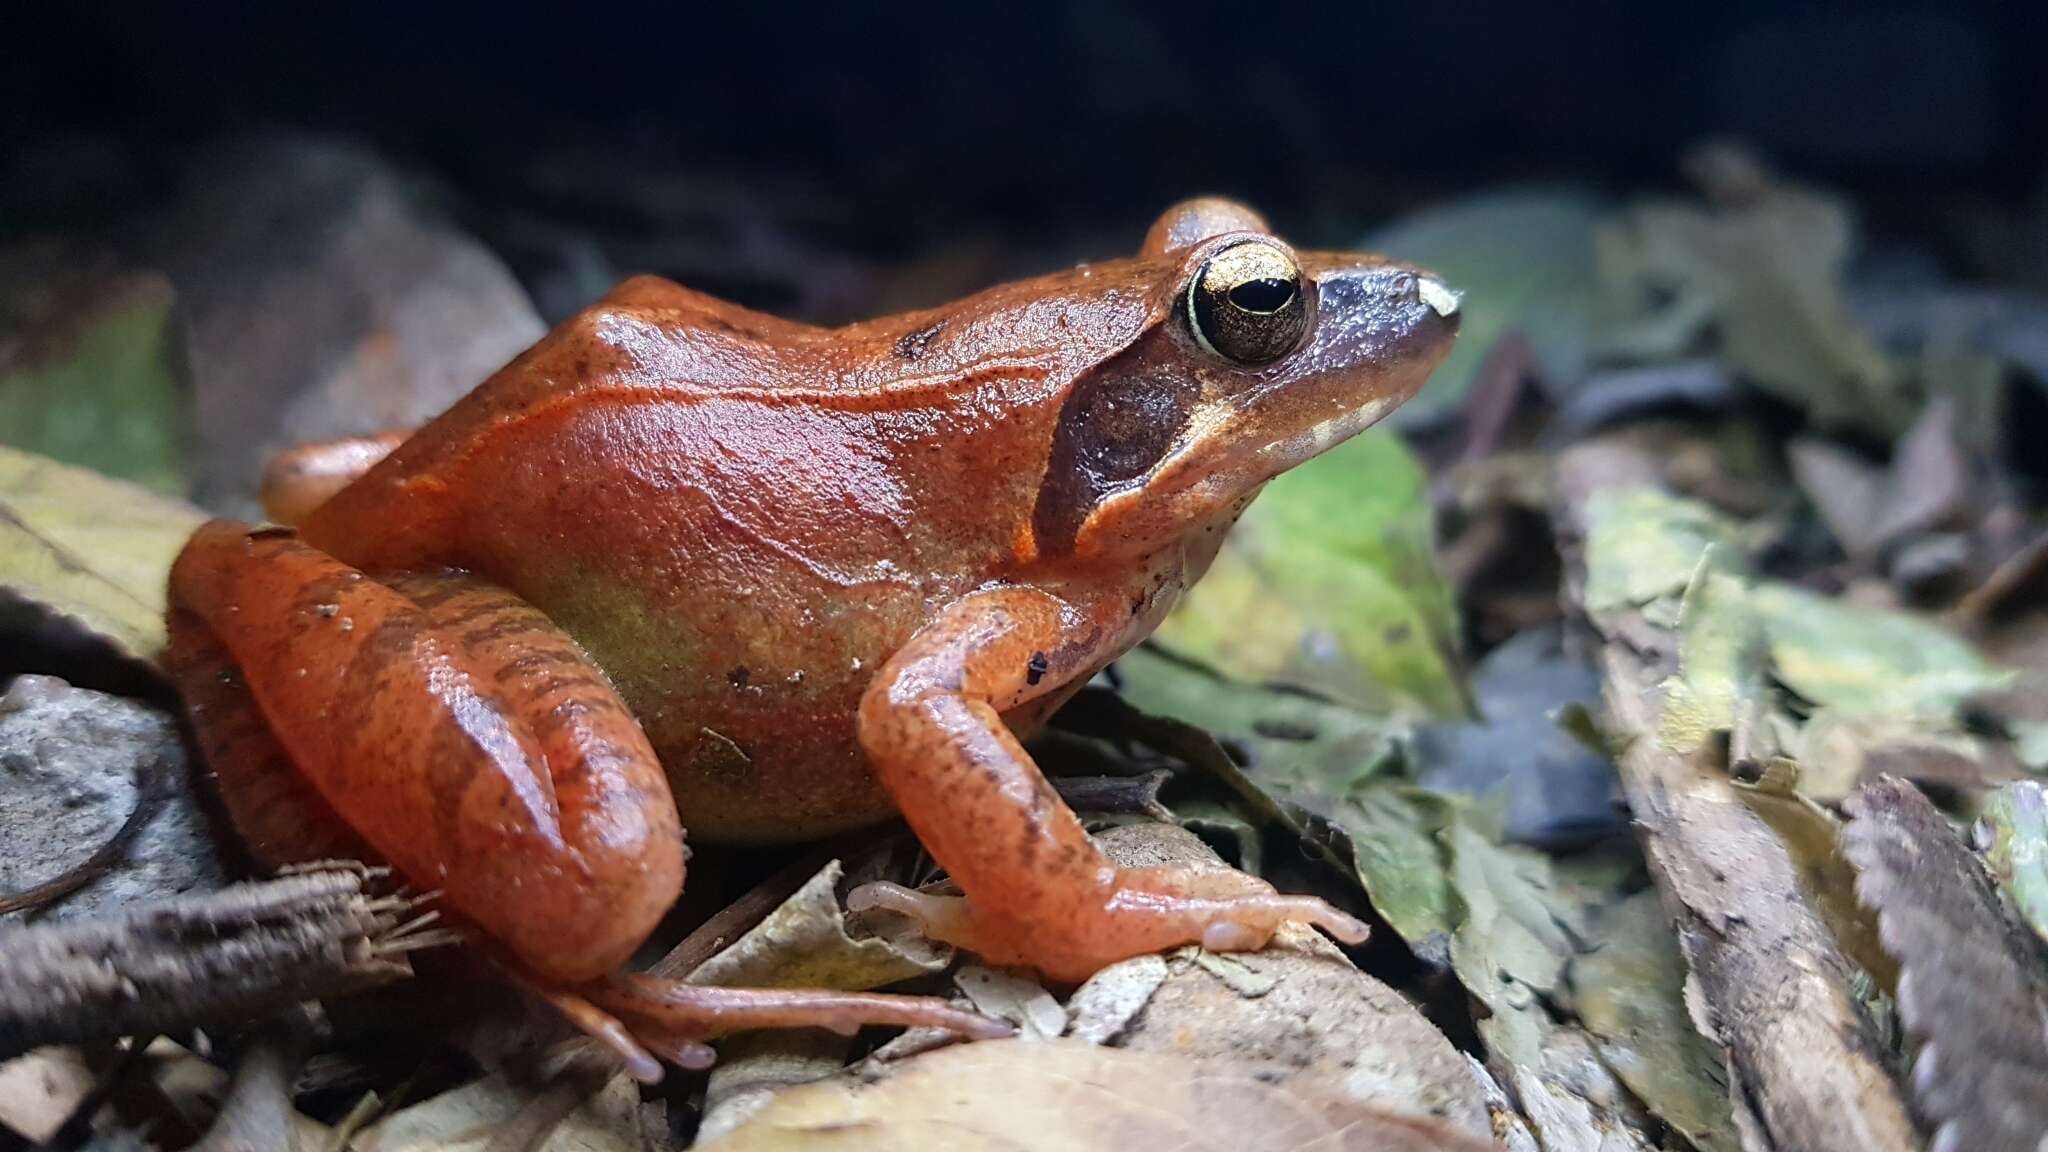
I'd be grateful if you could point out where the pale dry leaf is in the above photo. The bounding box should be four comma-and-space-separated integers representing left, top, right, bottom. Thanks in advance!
364, 1070, 644, 1152
1842, 776, 2048, 1152
700, 1038, 1495, 1152
0, 1046, 95, 1144
952, 965, 1064, 1041
0, 445, 206, 666
690, 859, 945, 991
1065, 954, 1169, 1045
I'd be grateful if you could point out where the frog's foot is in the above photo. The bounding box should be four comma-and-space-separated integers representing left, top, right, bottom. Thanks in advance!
543, 975, 1012, 1083
849, 866, 1369, 984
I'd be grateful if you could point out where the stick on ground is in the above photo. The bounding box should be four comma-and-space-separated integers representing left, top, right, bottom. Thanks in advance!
0, 866, 442, 1060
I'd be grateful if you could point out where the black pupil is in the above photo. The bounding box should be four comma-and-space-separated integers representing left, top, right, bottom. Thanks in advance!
1228, 277, 1295, 313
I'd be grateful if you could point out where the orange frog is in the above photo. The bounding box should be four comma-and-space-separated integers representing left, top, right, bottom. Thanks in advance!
166, 198, 1459, 1079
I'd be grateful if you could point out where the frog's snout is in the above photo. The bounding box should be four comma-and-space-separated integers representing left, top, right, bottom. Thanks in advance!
1417, 275, 1463, 322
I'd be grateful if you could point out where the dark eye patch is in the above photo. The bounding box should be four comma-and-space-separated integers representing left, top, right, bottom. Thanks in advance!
1032, 352, 1200, 554
1068, 374, 1193, 485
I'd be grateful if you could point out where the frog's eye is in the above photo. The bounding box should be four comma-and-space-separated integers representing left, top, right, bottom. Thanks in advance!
1184, 240, 1310, 365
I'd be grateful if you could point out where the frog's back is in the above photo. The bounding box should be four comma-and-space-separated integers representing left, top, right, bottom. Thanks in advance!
298, 272, 1143, 841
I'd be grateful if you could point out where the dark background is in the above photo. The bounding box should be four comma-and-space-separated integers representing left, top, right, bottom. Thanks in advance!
8, 1, 2042, 274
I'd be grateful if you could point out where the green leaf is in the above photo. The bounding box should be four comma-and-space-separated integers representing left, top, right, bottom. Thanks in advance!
1156, 430, 1466, 719
1748, 583, 2007, 716
1573, 891, 1738, 1152
1659, 565, 1768, 755
0, 274, 187, 494
1581, 487, 1744, 616
1368, 188, 1604, 424
1595, 153, 1910, 438
1110, 647, 1456, 946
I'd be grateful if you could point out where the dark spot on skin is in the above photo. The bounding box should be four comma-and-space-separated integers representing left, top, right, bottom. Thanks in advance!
1252, 717, 1319, 742
1026, 651, 1049, 686
245, 526, 296, 541
1384, 623, 1413, 644
727, 666, 750, 689
895, 319, 947, 361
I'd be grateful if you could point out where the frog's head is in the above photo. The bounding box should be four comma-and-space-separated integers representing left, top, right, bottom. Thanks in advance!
1035, 198, 1459, 562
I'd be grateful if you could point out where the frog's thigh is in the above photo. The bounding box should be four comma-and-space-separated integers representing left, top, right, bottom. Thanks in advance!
855, 586, 1370, 981
166, 520, 683, 983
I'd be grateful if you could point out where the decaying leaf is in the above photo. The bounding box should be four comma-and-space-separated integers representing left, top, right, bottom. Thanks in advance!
1750, 582, 2006, 716
690, 859, 947, 992
1579, 486, 1743, 616
1596, 146, 1909, 438
0, 445, 206, 667
701, 1038, 1495, 1152
1978, 780, 2048, 949
1154, 430, 1467, 718
1842, 776, 2048, 1152
1572, 891, 1738, 1152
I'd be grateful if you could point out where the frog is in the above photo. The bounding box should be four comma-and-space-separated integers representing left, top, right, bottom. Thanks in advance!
165, 197, 1459, 1080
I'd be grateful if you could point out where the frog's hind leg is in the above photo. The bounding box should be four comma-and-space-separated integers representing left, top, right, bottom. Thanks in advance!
259, 430, 411, 525
166, 520, 1005, 1081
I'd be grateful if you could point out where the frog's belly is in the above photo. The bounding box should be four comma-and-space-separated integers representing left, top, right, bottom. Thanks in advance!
631, 673, 1085, 846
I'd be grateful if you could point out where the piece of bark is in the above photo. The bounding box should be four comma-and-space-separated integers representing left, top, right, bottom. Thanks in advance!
1551, 442, 1920, 1152
0, 868, 433, 1059
1842, 776, 2048, 1152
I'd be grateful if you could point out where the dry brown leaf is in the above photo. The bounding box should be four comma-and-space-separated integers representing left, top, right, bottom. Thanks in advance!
691, 859, 946, 991
1842, 776, 2048, 1152
0, 445, 205, 666
701, 1038, 1495, 1152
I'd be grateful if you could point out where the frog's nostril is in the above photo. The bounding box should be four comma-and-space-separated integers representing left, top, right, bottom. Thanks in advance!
1417, 276, 1462, 319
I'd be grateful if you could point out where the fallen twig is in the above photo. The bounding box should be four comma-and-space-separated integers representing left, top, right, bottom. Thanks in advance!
1551, 441, 1920, 1152
0, 867, 442, 1059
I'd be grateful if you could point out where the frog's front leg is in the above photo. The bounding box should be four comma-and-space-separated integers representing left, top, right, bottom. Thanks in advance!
167, 522, 1004, 1082
852, 587, 1368, 982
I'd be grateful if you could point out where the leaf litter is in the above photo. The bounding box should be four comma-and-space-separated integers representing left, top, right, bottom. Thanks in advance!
7, 135, 2048, 1151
